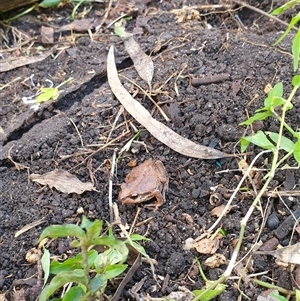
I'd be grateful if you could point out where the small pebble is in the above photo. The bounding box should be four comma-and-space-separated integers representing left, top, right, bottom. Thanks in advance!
267, 213, 279, 230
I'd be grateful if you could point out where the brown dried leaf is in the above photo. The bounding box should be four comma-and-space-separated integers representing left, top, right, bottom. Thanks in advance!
194, 238, 219, 254
256, 242, 300, 265
204, 253, 226, 268
210, 204, 232, 217
41, 26, 54, 44
0, 48, 54, 72
57, 19, 95, 32
124, 36, 154, 89
30, 169, 95, 194
107, 46, 230, 159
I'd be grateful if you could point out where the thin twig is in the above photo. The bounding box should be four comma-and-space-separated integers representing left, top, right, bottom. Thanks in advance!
69, 118, 84, 147
109, 149, 117, 223
207, 150, 271, 233
231, 0, 298, 31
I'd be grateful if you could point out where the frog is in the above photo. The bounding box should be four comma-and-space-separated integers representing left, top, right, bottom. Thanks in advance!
118, 159, 168, 211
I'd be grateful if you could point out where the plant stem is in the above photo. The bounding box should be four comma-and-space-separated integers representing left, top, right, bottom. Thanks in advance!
81, 244, 91, 292
252, 279, 295, 296
272, 85, 300, 139
193, 85, 295, 299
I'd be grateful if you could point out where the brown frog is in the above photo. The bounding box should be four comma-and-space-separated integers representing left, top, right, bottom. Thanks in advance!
119, 159, 168, 211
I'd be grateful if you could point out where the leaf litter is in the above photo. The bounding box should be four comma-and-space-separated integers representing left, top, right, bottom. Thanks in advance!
30, 169, 96, 194
256, 242, 300, 265
107, 46, 230, 159
114, 19, 154, 91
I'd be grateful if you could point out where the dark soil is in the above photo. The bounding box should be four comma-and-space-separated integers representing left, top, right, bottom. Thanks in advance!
0, 0, 299, 300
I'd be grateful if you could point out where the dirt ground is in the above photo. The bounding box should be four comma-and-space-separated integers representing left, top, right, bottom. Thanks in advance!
0, 0, 299, 300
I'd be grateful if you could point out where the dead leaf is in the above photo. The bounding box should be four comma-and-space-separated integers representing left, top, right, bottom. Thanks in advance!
41, 26, 54, 44
210, 204, 232, 217
257, 289, 281, 301
0, 48, 54, 72
25, 248, 39, 264
57, 19, 96, 32
124, 36, 154, 90
256, 242, 300, 265
30, 169, 95, 194
194, 238, 219, 254
107, 46, 230, 159
15, 218, 46, 238
204, 253, 226, 268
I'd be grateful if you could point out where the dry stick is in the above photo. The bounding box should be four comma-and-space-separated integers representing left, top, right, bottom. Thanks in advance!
69, 130, 130, 171
107, 106, 124, 142
231, 0, 297, 31
69, 118, 84, 147
193, 150, 274, 301
119, 74, 170, 122
207, 150, 271, 233
191, 74, 231, 86
109, 149, 117, 223
194, 83, 297, 300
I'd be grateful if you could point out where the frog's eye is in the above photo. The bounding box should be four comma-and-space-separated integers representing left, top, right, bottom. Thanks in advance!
131, 193, 138, 198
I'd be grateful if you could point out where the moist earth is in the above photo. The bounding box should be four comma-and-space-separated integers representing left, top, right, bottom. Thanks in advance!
0, 0, 299, 300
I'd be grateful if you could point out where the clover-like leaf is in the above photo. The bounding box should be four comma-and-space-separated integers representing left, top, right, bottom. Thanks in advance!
36, 87, 59, 103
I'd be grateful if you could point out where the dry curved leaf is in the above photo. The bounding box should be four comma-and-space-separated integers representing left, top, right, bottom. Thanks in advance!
204, 253, 226, 268
107, 46, 230, 159
124, 36, 154, 89
210, 204, 232, 217
30, 169, 95, 194
194, 237, 219, 254
256, 242, 300, 265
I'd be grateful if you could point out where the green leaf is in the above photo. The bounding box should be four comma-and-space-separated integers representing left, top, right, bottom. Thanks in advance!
239, 111, 273, 126
94, 248, 124, 270
91, 237, 128, 262
36, 87, 60, 103
240, 137, 251, 153
90, 276, 105, 293
41, 246, 51, 287
193, 284, 226, 301
50, 250, 98, 274
38, 224, 86, 242
292, 74, 300, 88
128, 234, 150, 241
292, 27, 300, 72
103, 264, 128, 280
296, 289, 300, 301
271, 1, 299, 15
294, 139, 300, 164
241, 131, 275, 151
270, 292, 289, 301
266, 132, 295, 152
113, 19, 131, 39
38, 270, 88, 301
273, 12, 300, 45
126, 240, 148, 258
61, 286, 85, 301
258, 97, 286, 111
264, 82, 283, 106
80, 217, 103, 241
39, 0, 63, 8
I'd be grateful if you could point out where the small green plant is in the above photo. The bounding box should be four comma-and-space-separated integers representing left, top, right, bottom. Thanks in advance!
240, 74, 300, 165
5, 0, 92, 22
191, 258, 226, 301
38, 216, 149, 301
191, 5, 300, 301
270, 0, 300, 72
